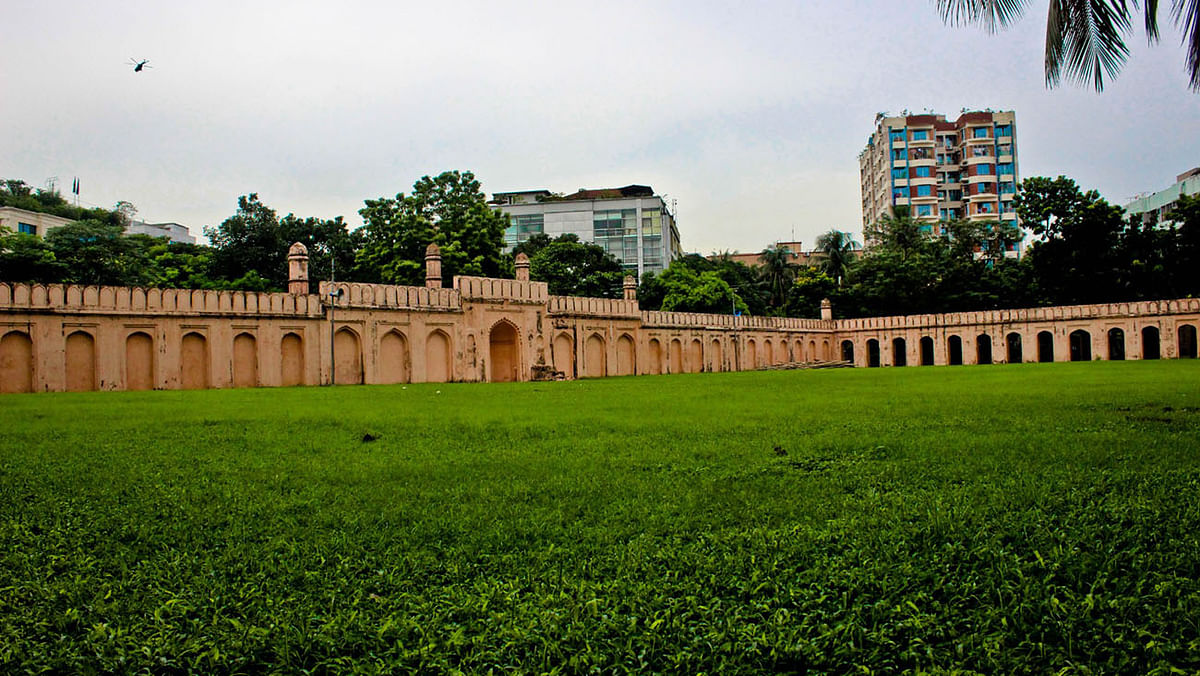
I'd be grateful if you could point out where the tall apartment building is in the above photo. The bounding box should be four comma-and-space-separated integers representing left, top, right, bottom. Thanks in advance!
859, 111, 1020, 249
490, 185, 683, 277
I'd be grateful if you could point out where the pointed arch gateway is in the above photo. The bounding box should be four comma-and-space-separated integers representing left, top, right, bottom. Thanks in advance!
553, 332, 574, 377
584, 333, 606, 378
425, 329, 452, 383
181, 332, 210, 389
233, 332, 258, 388
65, 331, 96, 391
333, 328, 363, 385
616, 334, 636, 376
746, 339, 758, 369
1141, 326, 1160, 359
689, 338, 703, 373
647, 338, 663, 375
0, 330, 34, 393
669, 339, 683, 373
709, 338, 722, 372
489, 320, 519, 382
379, 329, 411, 384
126, 331, 154, 390
280, 332, 305, 386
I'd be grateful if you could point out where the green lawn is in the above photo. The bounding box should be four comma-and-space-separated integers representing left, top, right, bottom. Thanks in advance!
2, 362, 1199, 674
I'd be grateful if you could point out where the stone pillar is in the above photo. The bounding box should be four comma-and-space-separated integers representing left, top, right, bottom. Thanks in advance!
623, 275, 637, 301
820, 298, 832, 321
515, 253, 530, 282
425, 243, 442, 289
287, 242, 309, 295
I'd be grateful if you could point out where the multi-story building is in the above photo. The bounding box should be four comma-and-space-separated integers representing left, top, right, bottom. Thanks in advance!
491, 185, 682, 277
0, 207, 195, 244
859, 111, 1020, 252
1124, 167, 1200, 225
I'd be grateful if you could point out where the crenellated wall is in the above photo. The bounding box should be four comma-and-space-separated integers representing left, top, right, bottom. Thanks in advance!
2, 275, 1198, 394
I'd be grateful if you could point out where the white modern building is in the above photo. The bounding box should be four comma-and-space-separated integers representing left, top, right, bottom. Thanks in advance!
491, 185, 682, 277
126, 219, 196, 244
1124, 168, 1200, 225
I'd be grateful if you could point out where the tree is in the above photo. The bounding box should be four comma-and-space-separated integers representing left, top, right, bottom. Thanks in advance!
511, 232, 554, 258
356, 170, 509, 287
758, 245, 797, 310
784, 266, 837, 318
865, 206, 930, 258
814, 229, 861, 286
0, 230, 64, 283
934, 0, 1200, 91
1016, 176, 1127, 304
205, 194, 356, 290
658, 265, 747, 315
45, 220, 147, 286
529, 235, 626, 297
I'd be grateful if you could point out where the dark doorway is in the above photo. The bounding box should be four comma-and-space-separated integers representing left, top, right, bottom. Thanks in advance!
841, 340, 855, 364
1069, 330, 1092, 362
867, 339, 880, 367
1180, 324, 1198, 359
1142, 326, 1160, 360
1037, 331, 1054, 363
1107, 328, 1125, 361
920, 336, 935, 366
977, 334, 993, 365
892, 338, 907, 366
947, 336, 963, 365
1006, 332, 1022, 363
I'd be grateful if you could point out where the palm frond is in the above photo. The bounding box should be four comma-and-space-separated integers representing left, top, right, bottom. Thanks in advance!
1045, 0, 1133, 91
1145, 0, 1161, 41
1173, 0, 1200, 90
934, 0, 1030, 31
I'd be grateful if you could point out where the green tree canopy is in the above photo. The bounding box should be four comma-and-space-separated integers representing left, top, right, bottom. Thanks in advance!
528, 234, 625, 297
356, 171, 509, 287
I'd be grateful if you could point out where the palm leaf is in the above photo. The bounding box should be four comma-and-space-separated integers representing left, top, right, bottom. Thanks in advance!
935, 0, 1030, 31
1174, 0, 1200, 89
1045, 0, 1133, 91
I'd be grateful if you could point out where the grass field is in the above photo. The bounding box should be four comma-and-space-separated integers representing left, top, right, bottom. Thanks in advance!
1, 362, 1199, 674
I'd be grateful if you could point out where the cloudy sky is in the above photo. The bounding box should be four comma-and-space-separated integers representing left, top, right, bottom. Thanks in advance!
3, 0, 1198, 253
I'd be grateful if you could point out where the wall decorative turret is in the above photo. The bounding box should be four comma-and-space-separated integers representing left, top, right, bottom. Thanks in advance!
288, 242, 309, 295
425, 243, 442, 289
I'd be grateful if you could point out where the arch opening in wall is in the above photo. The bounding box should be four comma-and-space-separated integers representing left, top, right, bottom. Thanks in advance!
763, 340, 774, 367
553, 332, 574, 377
947, 335, 963, 365
709, 338, 722, 372
647, 338, 662, 375
334, 328, 364, 385
794, 340, 804, 363
1006, 332, 1023, 363
808, 340, 816, 362
281, 332, 305, 386
746, 339, 758, 369
1179, 324, 1198, 359
1037, 331, 1054, 363
233, 332, 259, 388
669, 339, 683, 374
976, 334, 993, 365
822, 339, 830, 361
379, 330, 411, 384
616, 334, 636, 376
126, 331, 154, 390
867, 339, 880, 367
919, 336, 935, 366
892, 337, 907, 367
489, 320, 519, 382
840, 340, 854, 364
1141, 326, 1160, 360
1107, 328, 1125, 361
0, 330, 34, 393
64, 331, 96, 391
180, 332, 210, 390
584, 333, 607, 378
1069, 329, 1091, 362
689, 338, 703, 373
425, 330, 452, 383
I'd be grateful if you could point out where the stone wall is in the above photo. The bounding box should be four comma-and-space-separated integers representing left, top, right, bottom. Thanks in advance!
2, 268, 1198, 393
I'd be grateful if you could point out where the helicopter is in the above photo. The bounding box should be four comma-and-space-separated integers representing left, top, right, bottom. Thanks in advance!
127, 58, 151, 72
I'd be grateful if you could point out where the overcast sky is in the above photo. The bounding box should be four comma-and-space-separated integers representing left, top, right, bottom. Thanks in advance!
3, 0, 1198, 253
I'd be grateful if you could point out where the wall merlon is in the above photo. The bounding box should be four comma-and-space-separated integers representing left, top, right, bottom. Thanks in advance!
0, 282, 323, 318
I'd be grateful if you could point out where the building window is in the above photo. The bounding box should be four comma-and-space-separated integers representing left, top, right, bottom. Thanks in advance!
891, 168, 908, 180
17, 222, 36, 235
893, 187, 910, 199
917, 205, 934, 217
999, 181, 1016, 194
948, 190, 963, 201
976, 164, 994, 175
593, 209, 638, 263
997, 143, 1012, 156
889, 129, 905, 144
940, 208, 948, 220
503, 214, 544, 248
972, 146, 991, 157
641, 208, 662, 235
914, 166, 932, 178
911, 130, 928, 141
911, 148, 930, 160
995, 124, 1013, 137
941, 136, 954, 149
891, 149, 906, 161
917, 185, 932, 197
998, 163, 1014, 175
973, 127, 989, 139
